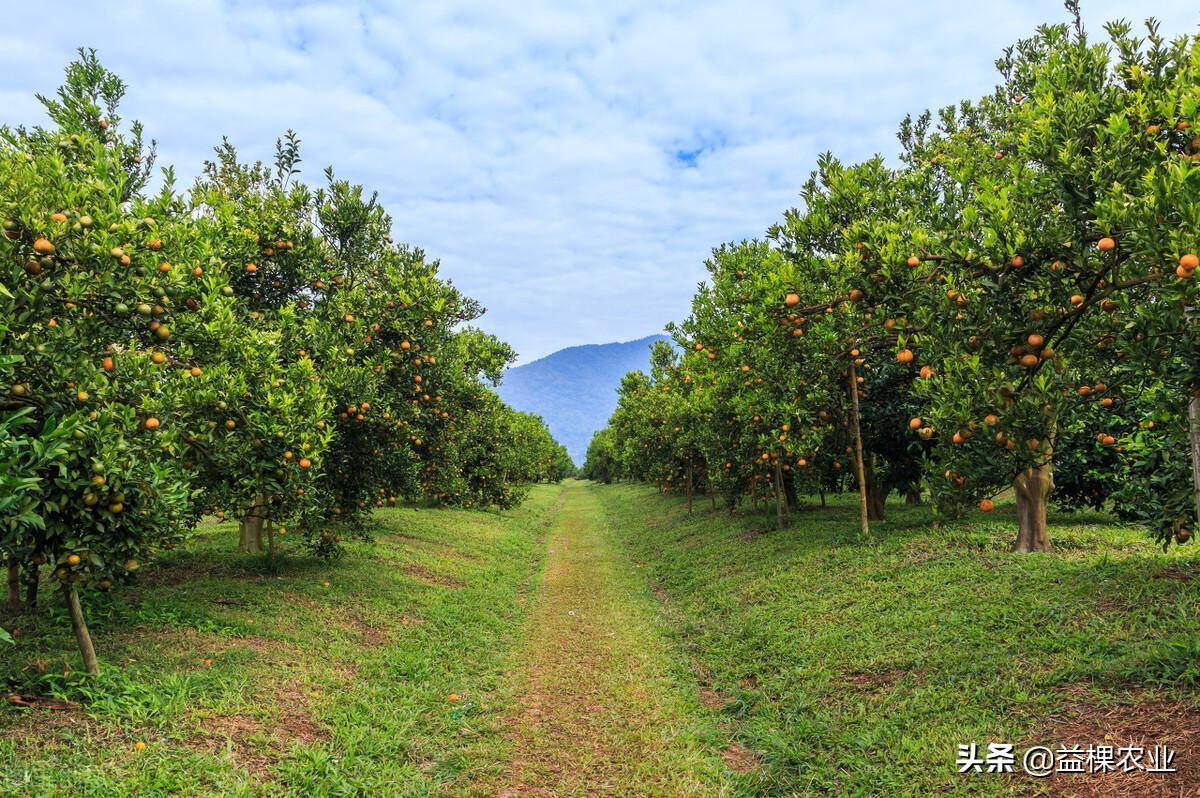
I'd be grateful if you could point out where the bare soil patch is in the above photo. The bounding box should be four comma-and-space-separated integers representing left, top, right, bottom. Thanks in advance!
403, 563, 465, 588
1037, 690, 1200, 797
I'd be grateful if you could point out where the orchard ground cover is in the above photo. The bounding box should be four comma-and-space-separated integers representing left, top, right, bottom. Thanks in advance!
6, 480, 1198, 796
594, 482, 1200, 797
1, 487, 559, 797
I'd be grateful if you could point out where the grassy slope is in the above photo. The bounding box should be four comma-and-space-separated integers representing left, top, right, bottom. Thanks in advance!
1, 484, 562, 797
592, 483, 1200, 797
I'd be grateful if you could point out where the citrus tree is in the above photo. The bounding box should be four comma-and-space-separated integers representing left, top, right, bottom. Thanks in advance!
0, 52, 220, 671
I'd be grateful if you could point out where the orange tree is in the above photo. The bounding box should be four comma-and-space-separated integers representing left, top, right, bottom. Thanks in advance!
0, 52, 228, 672
187, 138, 336, 552
860, 13, 1198, 550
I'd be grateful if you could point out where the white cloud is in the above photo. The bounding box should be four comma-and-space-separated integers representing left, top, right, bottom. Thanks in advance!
2, 0, 1198, 361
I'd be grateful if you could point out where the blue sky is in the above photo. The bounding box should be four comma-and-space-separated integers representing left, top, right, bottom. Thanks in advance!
2, 1, 1197, 363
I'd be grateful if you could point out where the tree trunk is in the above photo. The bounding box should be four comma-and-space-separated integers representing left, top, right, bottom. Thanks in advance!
847, 362, 871, 540
239, 495, 266, 553
1012, 464, 1054, 553
1189, 391, 1200, 531
863, 453, 888, 521
867, 485, 889, 521
64, 582, 99, 675
1188, 306, 1200, 531
783, 470, 798, 511
905, 486, 922, 505
24, 565, 38, 609
7, 555, 19, 610
819, 488, 826, 507
773, 459, 788, 530
686, 459, 694, 514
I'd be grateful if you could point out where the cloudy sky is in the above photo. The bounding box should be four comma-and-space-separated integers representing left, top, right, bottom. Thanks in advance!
2, 2, 1197, 363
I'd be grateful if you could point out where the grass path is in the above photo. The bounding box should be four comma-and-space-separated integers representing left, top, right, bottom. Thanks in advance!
474, 481, 729, 797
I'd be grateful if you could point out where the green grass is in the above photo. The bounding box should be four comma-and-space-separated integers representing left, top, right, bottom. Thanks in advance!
5, 481, 1198, 797
1, 484, 562, 797
591, 483, 1200, 797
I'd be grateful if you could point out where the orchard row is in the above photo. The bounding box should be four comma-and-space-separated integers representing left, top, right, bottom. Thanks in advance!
1, 51, 572, 673
584, 15, 1199, 553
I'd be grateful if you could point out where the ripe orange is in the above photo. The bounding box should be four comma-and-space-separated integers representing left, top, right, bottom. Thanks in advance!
151, 351, 167, 364
848, 288, 864, 301
66, 554, 81, 566
896, 349, 914, 363
447, 693, 461, 702
908, 417, 922, 430
144, 417, 160, 430
158, 262, 171, 273
134, 741, 146, 752
1070, 295, 1084, 306
299, 457, 311, 469
1019, 354, 1039, 368
102, 356, 114, 372
51, 212, 68, 223
1180, 253, 1198, 271
785, 292, 800, 306
1097, 236, 1115, 251
979, 499, 995, 512
245, 263, 257, 273
148, 239, 162, 251
1026, 334, 1044, 348
189, 367, 202, 377
919, 365, 934, 379
906, 255, 920, 267
33, 238, 55, 255
1010, 255, 1024, 267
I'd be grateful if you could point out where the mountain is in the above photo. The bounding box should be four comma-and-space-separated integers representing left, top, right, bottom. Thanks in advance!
497, 334, 669, 466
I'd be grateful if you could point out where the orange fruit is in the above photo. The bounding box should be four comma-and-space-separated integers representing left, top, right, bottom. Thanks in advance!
785, 292, 800, 306
1097, 236, 1115, 251
908, 417, 922, 430
1180, 253, 1198, 271
896, 349, 914, 363
245, 263, 257, 273
33, 238, 55, 255
979, 499, 995, 512
906, 255, 920, 267
144, 417, 160, 430
299, 457, 311, 469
